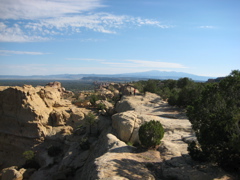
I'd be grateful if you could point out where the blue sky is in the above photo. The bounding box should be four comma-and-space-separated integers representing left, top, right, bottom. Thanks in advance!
0, 0, 239, 77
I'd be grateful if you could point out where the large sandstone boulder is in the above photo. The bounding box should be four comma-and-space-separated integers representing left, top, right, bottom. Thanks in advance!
112, 112, 166, 145
112, 111, 138, 143
115, 96, 138, 113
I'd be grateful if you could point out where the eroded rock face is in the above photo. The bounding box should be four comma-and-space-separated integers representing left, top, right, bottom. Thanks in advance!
0, 85, 86, 168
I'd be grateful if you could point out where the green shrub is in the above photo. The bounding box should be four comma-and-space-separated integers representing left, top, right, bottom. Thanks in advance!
139, 120, 164, 149
89, 94, 99, 106
97, 103, 106, 110
126, 141, 133, 146
22, 150, 35, 160
22, 150, 40, 169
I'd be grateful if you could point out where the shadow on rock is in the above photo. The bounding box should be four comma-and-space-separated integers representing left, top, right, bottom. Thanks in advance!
110, 155, 238, 180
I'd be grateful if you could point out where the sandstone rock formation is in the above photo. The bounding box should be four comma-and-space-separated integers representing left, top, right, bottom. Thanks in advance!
95, 100, 115, 115
0, 84, 87, 169
0, 83, 236, 180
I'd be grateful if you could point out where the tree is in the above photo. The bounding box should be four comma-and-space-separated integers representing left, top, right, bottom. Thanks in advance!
143, 80, 159, 94
89, 94, 99, 106
139, 120, 164, 149
85, 112, 97, 134
187, 70, 240, 172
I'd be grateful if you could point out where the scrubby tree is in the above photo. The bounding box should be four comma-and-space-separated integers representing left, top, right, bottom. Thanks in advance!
89, 94, 99, 106
143, 80, 159, 94
187, 70, 240, 172
85, 112, 97, 134
139, 120, 164, 149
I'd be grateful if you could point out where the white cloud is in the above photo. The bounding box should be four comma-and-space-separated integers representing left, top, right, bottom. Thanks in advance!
0, 50, 49, 56
0, 22, 49, 42
0, 1, 172, 42
0, 0, 104, 20
23, 13, 170, 35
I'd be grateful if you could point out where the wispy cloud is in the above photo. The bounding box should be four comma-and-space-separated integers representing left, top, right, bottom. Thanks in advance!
199, 25, 215, 29
0, 49, 49, 56
0, 0, 172, 42
127, 60, 187, 68
0, 0, 104, 20
102, 60, 187, 69
0, 64, 51, 75
65, 58, 105, 62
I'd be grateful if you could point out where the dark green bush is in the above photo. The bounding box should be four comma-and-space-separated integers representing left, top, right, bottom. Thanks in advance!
139, 120, 164, 149
187, 141, 207, 162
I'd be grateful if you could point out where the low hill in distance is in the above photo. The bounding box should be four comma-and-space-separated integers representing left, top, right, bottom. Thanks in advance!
0, 70, 215, 81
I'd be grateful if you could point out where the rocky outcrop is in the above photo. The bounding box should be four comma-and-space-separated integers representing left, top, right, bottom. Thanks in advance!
0, 84, 236, 180
95, 100, 115, 115
0, 84, 86, 168
110, 92, 234, 180
46, 81, 74, 99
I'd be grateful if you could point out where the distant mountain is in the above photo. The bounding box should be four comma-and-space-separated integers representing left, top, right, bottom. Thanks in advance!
0, 70, 215, 81
115, 70, 213, 81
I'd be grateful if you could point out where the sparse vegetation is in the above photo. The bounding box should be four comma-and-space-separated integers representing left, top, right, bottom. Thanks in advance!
139, 120, 164, 149
85, 112, 97, 134
22, 150, 35, 160
96, 102, 106, 111
89, 94, 99, 106
126, 141, 133, 146
22, 150, 40, 169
